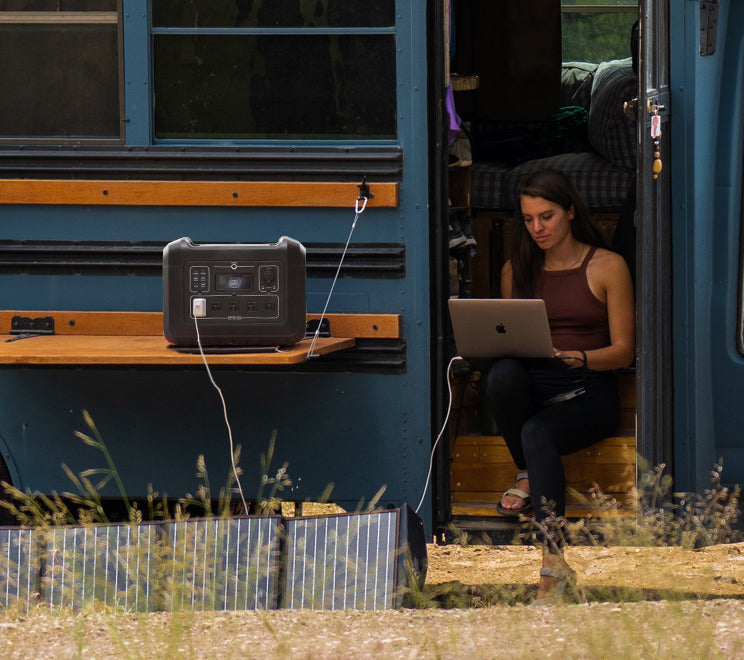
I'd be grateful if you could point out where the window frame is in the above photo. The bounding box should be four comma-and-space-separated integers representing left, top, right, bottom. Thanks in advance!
148, 25, 398, 144
0, 0, 404, 182
0, 2, 125, 145
560, 1, 638, 11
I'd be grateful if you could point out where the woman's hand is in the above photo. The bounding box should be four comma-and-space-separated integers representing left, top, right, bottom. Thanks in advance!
553, 349, 587, 368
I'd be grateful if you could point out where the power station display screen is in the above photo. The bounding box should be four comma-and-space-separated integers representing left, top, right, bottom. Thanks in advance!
216, 273, 254, 291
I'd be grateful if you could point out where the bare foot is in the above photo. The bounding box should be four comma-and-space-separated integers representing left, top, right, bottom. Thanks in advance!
499, 476, 530, 511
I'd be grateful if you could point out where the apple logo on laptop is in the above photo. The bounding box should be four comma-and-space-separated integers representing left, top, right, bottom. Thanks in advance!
496, 323, 506, 334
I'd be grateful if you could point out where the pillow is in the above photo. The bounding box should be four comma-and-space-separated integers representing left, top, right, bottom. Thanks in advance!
560, 61, 598, 110
587, 58, 637, 170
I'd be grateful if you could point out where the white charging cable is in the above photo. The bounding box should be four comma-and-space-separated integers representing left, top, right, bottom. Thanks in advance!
193, 309, 250, 515
414, 355, 462, 514
306, 192, 369, 359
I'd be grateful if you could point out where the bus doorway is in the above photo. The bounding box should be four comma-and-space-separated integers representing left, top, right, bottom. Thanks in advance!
436, 1, 645, 531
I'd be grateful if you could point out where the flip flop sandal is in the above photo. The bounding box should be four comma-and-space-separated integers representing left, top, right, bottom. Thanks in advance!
532, 565, 578, 606
496, 471, 533, 516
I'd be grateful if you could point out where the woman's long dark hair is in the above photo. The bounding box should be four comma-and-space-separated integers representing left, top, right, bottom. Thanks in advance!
510, 169, 608, 298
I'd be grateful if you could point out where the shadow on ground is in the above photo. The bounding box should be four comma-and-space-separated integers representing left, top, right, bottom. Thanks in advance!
419, 581, 744, 608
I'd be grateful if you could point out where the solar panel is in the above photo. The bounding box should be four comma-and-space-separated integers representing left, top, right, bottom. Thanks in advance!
41, 523, 159, 612
283, 510, 398, 610
161, 517, 281, 611
282, 505, 427, 610
0, 527, 37, 612
0, 506, 426, 612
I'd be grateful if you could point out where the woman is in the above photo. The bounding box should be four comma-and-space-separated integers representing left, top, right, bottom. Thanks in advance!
486, 169, 634, 603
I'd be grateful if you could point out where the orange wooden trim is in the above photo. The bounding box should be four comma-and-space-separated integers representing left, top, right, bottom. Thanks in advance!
307, 313, 400, 339
0, 180, 398, 208
0, 311, 401, 338
0, 311, 164, 336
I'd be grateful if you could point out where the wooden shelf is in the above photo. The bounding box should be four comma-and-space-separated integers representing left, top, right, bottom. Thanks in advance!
0, 334, 354, 366
451, 74, 479, 92
0, 311, 403, 366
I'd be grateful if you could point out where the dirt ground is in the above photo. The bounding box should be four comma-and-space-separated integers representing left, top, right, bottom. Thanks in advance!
2, 541, 744, 659
426, 540, 744, 601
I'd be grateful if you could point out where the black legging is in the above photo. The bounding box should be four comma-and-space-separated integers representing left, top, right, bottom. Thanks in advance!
485, 358, 619, 535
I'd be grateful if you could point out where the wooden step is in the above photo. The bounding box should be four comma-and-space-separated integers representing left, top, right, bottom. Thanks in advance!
451, 435, 636, 518
449, 370, 636, 519
451, 501, 636, 519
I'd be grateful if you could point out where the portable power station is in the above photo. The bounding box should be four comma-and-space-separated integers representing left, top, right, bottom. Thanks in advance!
162, 236, 306, 347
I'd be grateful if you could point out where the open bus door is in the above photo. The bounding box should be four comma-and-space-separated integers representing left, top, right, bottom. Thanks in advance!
432, 1, 662, 532
636, 2, 674, 473
429, 0, 452, 534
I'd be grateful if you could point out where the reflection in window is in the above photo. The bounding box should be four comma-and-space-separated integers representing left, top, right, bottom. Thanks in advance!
560, 1, 638, 63
153, 33, 396, 140
0, 4, 121, 140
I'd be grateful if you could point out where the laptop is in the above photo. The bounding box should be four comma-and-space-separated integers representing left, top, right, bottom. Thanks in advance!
448, 298, 555, 359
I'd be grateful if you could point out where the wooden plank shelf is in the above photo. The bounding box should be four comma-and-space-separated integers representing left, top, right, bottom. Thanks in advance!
0, 311, 400, 366
0, 334, 354, 366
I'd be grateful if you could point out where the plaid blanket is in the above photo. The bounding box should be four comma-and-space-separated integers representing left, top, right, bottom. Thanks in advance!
471, 152, 634, 211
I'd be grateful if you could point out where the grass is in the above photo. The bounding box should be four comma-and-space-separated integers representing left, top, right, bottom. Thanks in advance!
0, 411, 406, 616
2, 599, 743, 659
0, 411, 742, 619
527, 458, 743, 554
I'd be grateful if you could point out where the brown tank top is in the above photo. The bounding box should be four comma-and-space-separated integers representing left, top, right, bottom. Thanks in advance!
535, 245, 611, 351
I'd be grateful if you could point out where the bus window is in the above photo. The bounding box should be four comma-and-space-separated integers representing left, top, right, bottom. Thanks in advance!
152, 1, 397, 141
0, 1, 403, 179
0, 1, 398, 145
0, 2, 121, 141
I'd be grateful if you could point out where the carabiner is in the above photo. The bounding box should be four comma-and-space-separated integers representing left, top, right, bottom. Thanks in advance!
355, 196, 368, 214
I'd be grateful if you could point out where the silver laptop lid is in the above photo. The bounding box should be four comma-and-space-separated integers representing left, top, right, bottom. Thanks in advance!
448, 298, 555, 359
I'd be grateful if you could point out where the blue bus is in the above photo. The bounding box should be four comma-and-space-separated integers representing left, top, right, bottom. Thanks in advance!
0, 1, 741, 536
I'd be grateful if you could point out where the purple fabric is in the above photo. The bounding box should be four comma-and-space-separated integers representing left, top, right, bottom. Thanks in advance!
446, 85, 461, 145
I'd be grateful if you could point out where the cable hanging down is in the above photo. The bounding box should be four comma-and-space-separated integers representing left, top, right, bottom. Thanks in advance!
415, 355, 461, 514
193, 314, 250, 516
306, 178, 374, 359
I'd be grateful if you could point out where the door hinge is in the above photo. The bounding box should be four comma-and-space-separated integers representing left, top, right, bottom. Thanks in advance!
700, 1, 719, 56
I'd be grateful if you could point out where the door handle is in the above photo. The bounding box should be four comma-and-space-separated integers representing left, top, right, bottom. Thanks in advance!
623, 97, 638, 119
